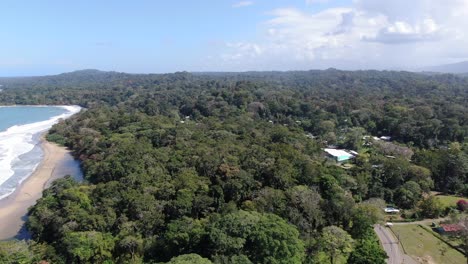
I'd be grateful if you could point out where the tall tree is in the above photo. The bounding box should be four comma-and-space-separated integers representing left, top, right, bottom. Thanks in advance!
347, 238, 387, 264
318, 226, 354, 264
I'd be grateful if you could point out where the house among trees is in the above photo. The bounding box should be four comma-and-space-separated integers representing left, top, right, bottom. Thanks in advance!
323, 148, 357, 162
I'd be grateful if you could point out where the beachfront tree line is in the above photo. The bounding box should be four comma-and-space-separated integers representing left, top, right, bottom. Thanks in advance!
0, 69, 466, 263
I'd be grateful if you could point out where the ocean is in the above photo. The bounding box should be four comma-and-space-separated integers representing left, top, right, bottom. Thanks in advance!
0, 105, 81, 199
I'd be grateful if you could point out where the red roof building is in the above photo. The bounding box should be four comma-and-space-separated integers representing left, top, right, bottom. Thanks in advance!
440, 224, 463, 233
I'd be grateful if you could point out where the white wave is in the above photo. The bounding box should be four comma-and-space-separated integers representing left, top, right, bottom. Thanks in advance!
0, 105, 81, 188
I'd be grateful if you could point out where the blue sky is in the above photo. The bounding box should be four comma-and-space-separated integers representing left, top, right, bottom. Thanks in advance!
1, 0, 467, 76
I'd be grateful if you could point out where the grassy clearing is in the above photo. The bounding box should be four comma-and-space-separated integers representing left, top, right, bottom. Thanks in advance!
435, 195, 467, 209
392, 224, 466, 264
419, 224, 466, 253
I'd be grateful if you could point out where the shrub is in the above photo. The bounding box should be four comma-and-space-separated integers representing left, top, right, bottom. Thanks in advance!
456, 199, 468, 212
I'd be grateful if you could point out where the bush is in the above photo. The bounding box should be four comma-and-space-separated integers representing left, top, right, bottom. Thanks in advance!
456, 199, 468, 212
419, 196, 444, 218
46, 133, 67, 146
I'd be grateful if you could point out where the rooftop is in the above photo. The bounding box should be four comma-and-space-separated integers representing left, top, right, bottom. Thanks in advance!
323, 148, 356, 162
440, 224, 464, 232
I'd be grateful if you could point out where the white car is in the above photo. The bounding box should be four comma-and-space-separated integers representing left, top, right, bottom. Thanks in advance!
384, 207, 400, 213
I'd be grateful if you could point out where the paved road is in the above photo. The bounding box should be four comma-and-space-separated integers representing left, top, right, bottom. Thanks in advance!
374, 225, 418, 264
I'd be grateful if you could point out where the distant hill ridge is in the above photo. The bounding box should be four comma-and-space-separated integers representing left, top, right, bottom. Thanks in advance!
1, 68, 467, 91
421, 61, 468, 74
0, 69, 134, 88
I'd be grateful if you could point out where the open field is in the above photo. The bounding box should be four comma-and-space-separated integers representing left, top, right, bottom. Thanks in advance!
391, 225, 466, 264
434, 195, 467, 209
419, 224, 466, 253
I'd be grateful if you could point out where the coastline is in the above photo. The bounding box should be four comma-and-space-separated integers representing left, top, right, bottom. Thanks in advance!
0, 136, 72, 240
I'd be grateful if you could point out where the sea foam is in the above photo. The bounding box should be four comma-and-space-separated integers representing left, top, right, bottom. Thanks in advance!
0, 105, 81, 200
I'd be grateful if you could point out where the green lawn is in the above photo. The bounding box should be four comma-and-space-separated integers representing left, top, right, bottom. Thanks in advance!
435, 195, 467, 209
391, 224, 466, 264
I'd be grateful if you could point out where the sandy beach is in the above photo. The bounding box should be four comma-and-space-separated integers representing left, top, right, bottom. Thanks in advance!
0, 137, 71, 240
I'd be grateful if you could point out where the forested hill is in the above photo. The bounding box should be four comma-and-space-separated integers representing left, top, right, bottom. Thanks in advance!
0, 69, 467, 263
421, 61, 468, 74
0, 69, 132, 87
1, 69, 467, 147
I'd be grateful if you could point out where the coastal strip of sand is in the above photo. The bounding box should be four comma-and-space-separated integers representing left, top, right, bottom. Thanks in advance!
0, 137, 71, 240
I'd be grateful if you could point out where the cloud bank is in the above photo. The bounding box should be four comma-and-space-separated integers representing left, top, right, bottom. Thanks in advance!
219, 0, 468, 70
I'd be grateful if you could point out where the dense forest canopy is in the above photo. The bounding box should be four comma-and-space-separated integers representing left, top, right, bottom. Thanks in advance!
1, 69, 467, 147
0, 69, 466, 263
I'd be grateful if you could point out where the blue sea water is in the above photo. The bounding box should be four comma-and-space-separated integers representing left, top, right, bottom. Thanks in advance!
0, 105, 82, 199
0, 106, 67, 131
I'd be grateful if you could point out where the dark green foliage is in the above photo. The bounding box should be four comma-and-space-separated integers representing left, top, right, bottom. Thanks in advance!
414, 145, 468, 194
161, 217, 207, 258
0, 240, 35, 264
0, 240, 62, 264
318, 226, 354, 264
62, 231, 115, 263
347, 237, 387, 264
418, 196, 444, 218
46, 132, 68, 146
394, 181, 423, 209
349, 203, 384, 239
166, 254, 212, 264
207, 210, 305, 264
0, 69, 466, 262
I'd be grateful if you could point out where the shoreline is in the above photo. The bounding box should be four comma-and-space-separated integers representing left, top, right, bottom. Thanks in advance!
0, 136, 72, 240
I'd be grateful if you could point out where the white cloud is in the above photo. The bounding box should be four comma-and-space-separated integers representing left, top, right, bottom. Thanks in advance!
363, 19, 441, 43
329, 11, 355, 35
232, 1, 254, 8
222, 42, 263, 60
264, 7, 358, 60
219, 0, 468, 70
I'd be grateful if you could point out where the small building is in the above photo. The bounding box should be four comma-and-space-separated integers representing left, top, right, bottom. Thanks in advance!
437, 224, 464, 235
323, 148, 356, 162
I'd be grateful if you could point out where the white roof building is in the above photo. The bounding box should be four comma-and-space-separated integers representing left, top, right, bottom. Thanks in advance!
323, 148, 356, 162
